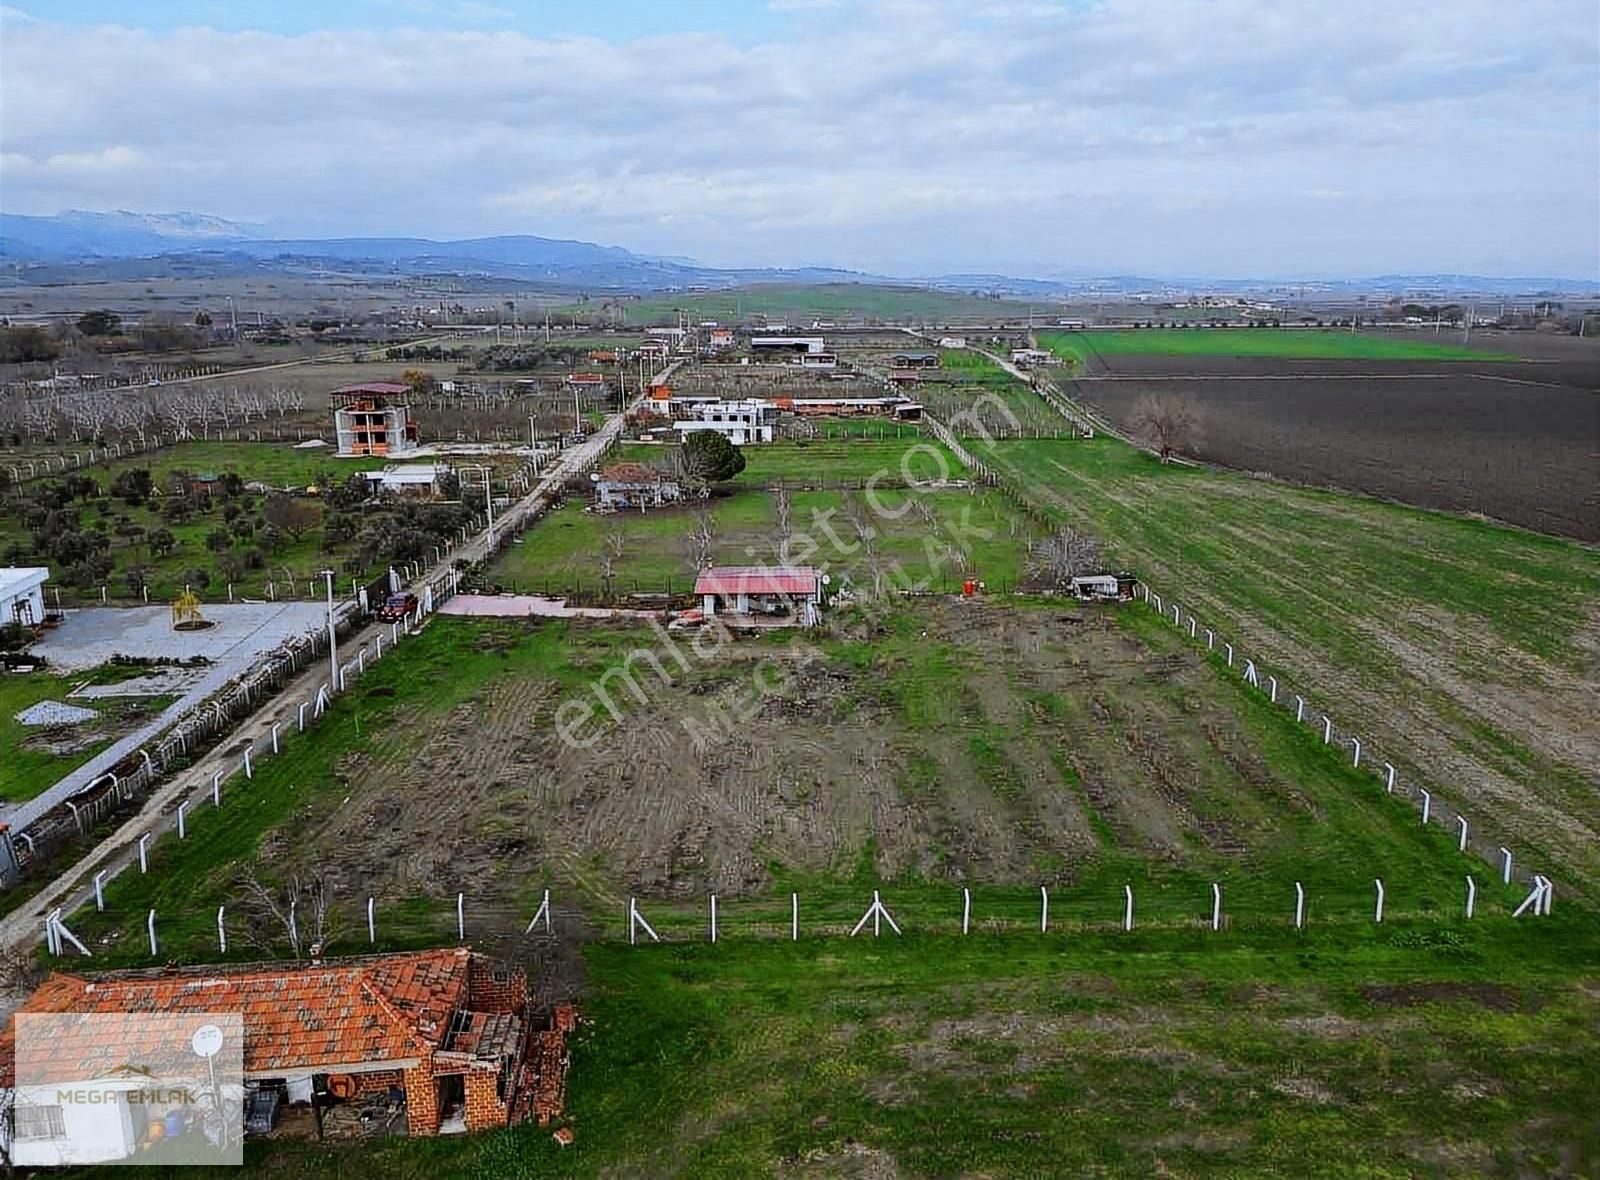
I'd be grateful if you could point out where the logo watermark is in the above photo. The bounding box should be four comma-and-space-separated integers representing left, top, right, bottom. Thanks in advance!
9, 1012, 244, 1167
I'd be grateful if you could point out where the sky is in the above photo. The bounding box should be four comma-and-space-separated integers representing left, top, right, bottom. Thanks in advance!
2, 0, 1598, 279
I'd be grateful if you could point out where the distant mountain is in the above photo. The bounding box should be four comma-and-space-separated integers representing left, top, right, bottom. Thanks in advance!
3, 210, 1596, 297
0, 209, 265, 259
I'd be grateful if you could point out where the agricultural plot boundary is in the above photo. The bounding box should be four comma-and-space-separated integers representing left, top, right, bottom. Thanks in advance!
36, 566, 465, 963
1131, 579, 1552, 902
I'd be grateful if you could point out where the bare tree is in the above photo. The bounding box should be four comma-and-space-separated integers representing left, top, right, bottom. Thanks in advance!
686, 509, 715, 573
600, 525, 626, 594
239, 871, 334, 959
1027, 526, 1103, 590
1127, 394, 1201, 463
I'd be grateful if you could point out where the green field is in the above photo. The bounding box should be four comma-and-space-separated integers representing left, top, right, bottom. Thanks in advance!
971, 434, 1600, 901
0, 669, 175, 802
0, 441, 453, 605
560, 283, 1028, 327
57, 607, 1599, 1178
1039, 329, 1517, 364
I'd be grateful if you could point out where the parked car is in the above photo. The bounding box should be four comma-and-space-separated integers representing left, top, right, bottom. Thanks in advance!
376, 592, 418, 622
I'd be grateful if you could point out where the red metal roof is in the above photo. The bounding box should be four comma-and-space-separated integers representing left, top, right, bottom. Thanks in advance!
332, 382, 411, 395
695, 566, 821, 596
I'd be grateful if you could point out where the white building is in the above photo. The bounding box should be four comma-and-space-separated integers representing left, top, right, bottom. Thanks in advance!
672, 400, 775, 445
0, 566, 49, 627
938, 336, 967, 348
362, 464, 448, 495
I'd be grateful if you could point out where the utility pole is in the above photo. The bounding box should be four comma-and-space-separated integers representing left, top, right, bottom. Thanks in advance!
322, 569, 337, 690
528, 415, 536, 449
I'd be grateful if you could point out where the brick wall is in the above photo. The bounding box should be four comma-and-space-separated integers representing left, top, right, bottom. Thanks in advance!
467, 956, 527, 1014
352, 1069, 405, 1098
402, 1058, 439, 1136
463, 1065, 509, 1132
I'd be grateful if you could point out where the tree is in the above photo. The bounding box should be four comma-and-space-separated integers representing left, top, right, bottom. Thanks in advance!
205, 527, 232, 553
0, 325, 61, 363
402, 368, 436, 396
263, 493, 320, 539
1126, 394, 1201, 463
194, 310, 213, 327
110, 468, 153, 507
76, 309, 121, 337
677, 431, 746, 484
149, 527, 176, 556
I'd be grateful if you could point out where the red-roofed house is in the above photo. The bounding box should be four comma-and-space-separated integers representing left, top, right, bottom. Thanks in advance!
694, 566, 824, 625
0, 948, 573, 1159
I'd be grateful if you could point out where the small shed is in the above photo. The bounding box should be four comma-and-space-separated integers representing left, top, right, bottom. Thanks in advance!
0, 567, 49, 627
694, 566, 824, 626
593, 463, 681, 512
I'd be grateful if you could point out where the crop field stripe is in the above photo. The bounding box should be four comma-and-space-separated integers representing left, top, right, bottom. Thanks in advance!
1037, 329, 1519, 362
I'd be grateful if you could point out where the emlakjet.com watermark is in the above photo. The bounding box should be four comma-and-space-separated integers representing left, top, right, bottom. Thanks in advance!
9, 1012, 244, 1167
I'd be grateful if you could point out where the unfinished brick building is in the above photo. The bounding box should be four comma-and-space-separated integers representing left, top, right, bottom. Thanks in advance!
1, 947, 573, 1146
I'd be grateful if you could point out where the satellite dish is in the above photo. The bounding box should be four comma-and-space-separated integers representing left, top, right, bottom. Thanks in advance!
191, 1024, 224, 1059
589, 472, 600, 482
820, 574, 831, 586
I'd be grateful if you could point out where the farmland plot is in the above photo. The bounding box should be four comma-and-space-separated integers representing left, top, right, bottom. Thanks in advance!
976, 436, 1600, 901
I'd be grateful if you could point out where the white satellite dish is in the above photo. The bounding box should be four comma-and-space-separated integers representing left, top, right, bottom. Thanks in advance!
191, 1024, 224, 1059
589, 472, 600, 482
820, 574, 832, 586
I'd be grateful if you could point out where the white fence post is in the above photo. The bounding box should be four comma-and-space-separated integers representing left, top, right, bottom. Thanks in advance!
271, 723, 280, 754
1465, 876, 1477, 919
1211, 882, 1221, 932
94, 870, 106, 912
1374, 878, 1385, 923
298, 702, 308, 731
1040, 885, 1049, 934
457, 892, 465, 941
1294, 882, 1305, 930
217, 906, 227, 955
1267, 676, 1277, 703
1349, 737, 1361, 767
147, 910, 158, 956
212, 769, 222, 807
177, 802, 187, 839
1457, 815, 1469, 853
1420, 789, 1431, 825
138, 832, 151, 873
1295, 695, 1305, 723
1384, 763, 1395, 793
709, 894, 718, 944
1500, 847, 1512, 885
243, 747, 252, 779
791, 893, 799, 941
962, 887, 971, 935
1224, 643, 1233, 668
1123, 884, 1134, 932
1321, 716, 1332, 744
368, 897, 376, 943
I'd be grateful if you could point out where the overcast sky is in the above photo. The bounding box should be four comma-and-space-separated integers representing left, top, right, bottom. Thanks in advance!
3, 0, 1597, 278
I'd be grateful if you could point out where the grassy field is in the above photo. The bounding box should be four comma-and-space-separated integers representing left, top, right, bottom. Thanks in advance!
560, 284, 1029, 327
55, 608, 1599, 1177
0, 441, 443, 604
489, 482, 1028, 596
1038, 329, 1517, 363
0, 668, 175, 802
971, 434, 1600, 901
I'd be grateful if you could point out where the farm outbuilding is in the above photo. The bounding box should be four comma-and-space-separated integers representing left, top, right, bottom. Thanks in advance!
694, 566, 824, 626
0, 948, 574, 1159
593, 463, 682, 512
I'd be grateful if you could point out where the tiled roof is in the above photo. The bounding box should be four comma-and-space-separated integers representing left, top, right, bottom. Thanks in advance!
332, 382, 411, 395
600, 462, 667, 485
695, 566, 822, 596
2, 948, 475, 1083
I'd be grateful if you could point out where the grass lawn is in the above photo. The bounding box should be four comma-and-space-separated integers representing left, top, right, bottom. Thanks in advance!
973, 434, 1600, 901
56, 611, 1600, 1177
0, 669, 176, 802
1039, 329, 1517, 364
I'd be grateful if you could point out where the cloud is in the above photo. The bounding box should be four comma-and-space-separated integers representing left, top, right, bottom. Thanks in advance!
2, 0, 1595, 276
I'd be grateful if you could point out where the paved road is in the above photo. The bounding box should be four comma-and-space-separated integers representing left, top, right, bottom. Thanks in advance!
0, 398, 641, 954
